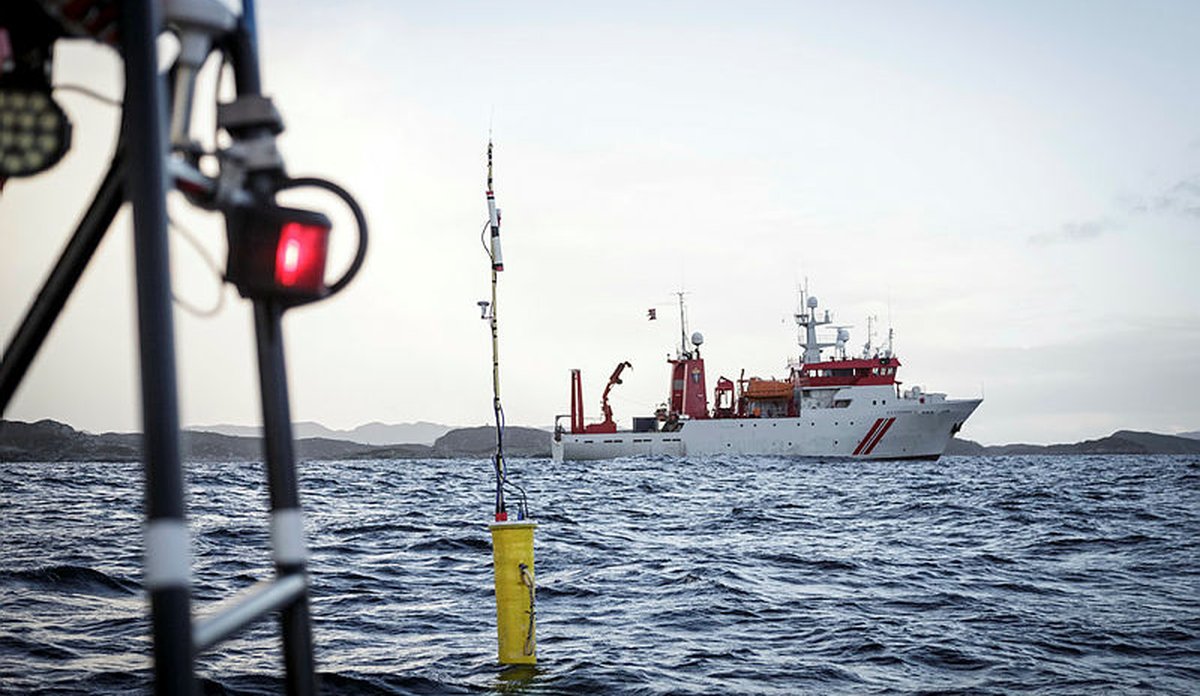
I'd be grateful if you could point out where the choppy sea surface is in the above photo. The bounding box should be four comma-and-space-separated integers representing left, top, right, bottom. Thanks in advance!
1, 454, 1198, 694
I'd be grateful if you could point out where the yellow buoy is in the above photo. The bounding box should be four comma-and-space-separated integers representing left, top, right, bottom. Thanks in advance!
489, 519, 537, 664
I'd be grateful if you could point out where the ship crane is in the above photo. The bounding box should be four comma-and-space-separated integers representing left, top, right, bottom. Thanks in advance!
599, 361, 633, 427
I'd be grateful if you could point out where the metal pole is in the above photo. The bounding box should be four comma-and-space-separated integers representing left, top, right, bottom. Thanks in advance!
253, 299, 317, 696
120, 0, 194, 694
490, 263, 506, 515
193, 574, 307, 653
485, 143, 506, 517
0, 149, 124, 414
228, 0, 262, 95
228, 0, 317, 688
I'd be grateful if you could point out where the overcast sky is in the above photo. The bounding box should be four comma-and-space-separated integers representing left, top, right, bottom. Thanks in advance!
2, 0, 1197, 445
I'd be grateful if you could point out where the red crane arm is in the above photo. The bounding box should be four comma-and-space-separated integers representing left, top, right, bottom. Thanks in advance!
599, 361, 633, 423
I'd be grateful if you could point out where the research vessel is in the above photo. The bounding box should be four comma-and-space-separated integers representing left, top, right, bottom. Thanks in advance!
551, 291, 981, 461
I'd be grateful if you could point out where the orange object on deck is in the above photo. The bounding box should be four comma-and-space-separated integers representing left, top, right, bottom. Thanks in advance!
744, 378, 792, 400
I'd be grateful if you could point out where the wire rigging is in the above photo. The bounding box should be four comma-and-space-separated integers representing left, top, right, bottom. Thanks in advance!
167, 214, 226, 317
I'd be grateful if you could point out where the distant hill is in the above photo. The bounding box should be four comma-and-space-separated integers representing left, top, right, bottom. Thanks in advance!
0, 420, 549, 462
5, 420, 1198, 462
190, 421, 452, 446
947, 430, 1200, 456
1176, 430, 1200, 441
431, 426, 551, 458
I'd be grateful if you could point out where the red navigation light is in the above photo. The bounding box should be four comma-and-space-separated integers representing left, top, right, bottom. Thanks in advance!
224, 203, 332, 304
275, 221, 328, 291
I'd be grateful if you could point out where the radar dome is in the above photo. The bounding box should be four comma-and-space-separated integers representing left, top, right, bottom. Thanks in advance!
837, 328, 850, 342
691, 331, 704, 346
807, 296, 819, 309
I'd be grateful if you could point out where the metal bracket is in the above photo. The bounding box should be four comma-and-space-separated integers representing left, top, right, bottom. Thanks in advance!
218, 94, 284, 134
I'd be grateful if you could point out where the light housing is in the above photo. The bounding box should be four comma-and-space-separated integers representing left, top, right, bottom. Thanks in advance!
0, 87, 71, 177
0, 20, 72, 178
224, 202, 332, 304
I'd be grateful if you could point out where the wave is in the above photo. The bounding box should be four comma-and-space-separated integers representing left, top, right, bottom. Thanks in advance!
1, 455, 1198, 694
0, 565, 138, 597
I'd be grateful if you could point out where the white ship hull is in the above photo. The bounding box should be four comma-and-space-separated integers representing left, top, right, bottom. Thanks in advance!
552, 393, 981, 461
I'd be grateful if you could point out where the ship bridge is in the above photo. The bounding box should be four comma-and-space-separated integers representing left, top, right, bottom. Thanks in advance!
797, 356, 901, 388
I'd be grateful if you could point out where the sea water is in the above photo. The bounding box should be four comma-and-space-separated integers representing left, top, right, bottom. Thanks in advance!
0, 454, 1197, 694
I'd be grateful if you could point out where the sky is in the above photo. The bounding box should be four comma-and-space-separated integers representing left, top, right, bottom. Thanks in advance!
1, 0, 1198, 445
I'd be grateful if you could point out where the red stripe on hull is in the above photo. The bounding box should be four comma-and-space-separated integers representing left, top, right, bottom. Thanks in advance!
853, 418, 885, 456
863, 417, 896, 455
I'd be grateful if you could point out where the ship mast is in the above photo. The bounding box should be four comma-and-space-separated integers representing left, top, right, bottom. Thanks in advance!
676, 291, 690, 358
795, 284, 835, 364
862, 315, 878, 359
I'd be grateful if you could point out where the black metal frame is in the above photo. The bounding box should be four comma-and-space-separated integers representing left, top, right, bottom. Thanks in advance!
0, 1, 318, 693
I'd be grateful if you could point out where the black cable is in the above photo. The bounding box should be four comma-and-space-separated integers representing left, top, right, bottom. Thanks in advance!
495, 404, 531, 519
53, 84, 122, 107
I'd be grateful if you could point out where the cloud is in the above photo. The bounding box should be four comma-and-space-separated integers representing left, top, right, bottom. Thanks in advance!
1028, 218, 1112, 245
1124, 174, 1200, 219
1151, 176, 1200, 218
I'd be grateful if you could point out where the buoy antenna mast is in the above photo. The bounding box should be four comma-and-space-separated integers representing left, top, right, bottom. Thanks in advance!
482, 138, 513, 519
481, 138, 538, 667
